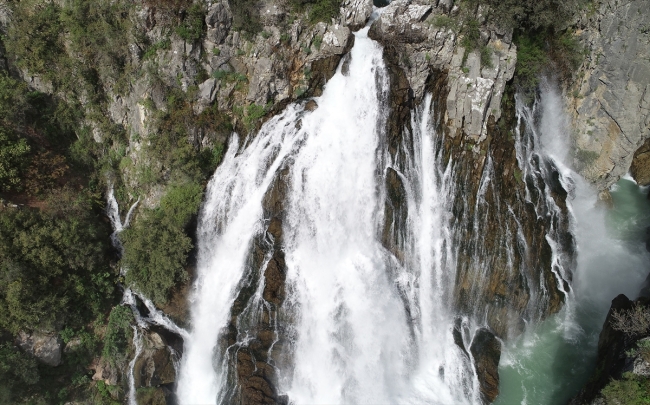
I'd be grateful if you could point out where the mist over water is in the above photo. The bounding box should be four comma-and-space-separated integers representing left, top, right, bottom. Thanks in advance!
495, 85, 650, 405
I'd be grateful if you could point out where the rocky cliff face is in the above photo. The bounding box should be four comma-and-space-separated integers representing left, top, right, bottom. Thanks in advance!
568, 0, 650, 189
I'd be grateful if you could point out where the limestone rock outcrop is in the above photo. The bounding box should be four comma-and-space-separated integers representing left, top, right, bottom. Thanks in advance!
569, 0, 650, 189
370, 0, 517, 140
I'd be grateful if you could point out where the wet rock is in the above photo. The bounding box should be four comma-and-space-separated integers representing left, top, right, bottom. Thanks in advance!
381, 167, 408, 261
304, 100, 318, 111
470, 328, 501, 404
597, 189, 614, 210
452, 317, 470, 358
16, 331, 62, 367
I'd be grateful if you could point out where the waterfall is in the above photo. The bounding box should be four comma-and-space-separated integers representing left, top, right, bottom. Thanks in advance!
177, 25, 482, 405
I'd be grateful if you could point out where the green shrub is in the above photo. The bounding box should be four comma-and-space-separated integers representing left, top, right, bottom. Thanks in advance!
0, 342, 39, 402
0, 201, 115, 334
0, 128, 30, 192
308, 0, 341, 24
122, 212, 193, 304
230, 0, 262, 35
4, 2, 65, 80
160, 182, 204, 228
121, 181, 204, 303
513, 33, 548, 93
175, 4, 206, 42
432, 15, 459, 31
102, 306, 133, 364
470, 0, 586, 31
601, 372, 650, 405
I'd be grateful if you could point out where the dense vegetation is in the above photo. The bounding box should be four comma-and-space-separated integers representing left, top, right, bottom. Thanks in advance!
0, 0, 222, 401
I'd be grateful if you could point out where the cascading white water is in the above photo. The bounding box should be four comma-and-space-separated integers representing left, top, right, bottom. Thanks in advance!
177, 24, 481, 405
495, 84, 650, 404
176, 90, 307, 404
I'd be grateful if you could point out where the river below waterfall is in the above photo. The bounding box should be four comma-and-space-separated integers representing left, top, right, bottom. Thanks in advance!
495, 89, 650, 404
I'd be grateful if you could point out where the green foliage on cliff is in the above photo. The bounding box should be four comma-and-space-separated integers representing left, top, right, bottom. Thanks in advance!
0, 129, 31, 192
231, 0, 262, 34
601, 372, 650, 405
306, 0, 341, 24
121, 182, 202, 304
4, 1, 65, 81
0, 342, 39, 403
175, 3, 207, 42
102, 305, 134, 365
0, 197, 116, 334
470, 0, 589, 31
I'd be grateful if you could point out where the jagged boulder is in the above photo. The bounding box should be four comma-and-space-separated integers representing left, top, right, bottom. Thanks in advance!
16, 331, 62, 367
341, 0, 374, 31
368, 0, 432, 43
205, 0, 232, 45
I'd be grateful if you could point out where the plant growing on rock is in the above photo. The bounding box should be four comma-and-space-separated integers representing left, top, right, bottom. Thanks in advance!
121, 182, 203, 304
611, 303, 650, 336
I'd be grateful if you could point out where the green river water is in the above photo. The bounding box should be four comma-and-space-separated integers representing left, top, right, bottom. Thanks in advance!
495, 177, 650, 405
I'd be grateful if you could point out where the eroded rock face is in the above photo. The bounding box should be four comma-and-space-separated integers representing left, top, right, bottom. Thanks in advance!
91, 357, 120, 386
16, 331, 62, 367
569, 0, 650, 189
133, 331, 176, 388
470, 328, 501, 404
631, 137, 650, 186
